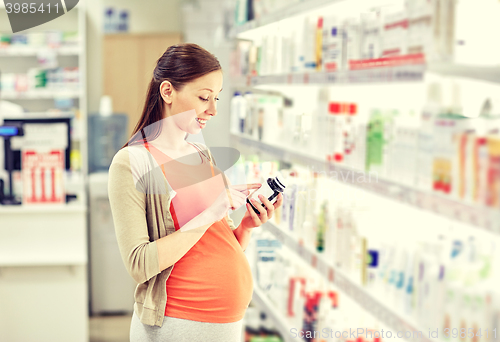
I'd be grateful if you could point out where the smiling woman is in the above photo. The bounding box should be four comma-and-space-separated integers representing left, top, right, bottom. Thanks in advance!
121, 43, 223, 149
108, 43, 284, 342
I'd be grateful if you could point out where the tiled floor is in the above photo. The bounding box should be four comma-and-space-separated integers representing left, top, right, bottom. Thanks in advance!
89, 314, 132, 342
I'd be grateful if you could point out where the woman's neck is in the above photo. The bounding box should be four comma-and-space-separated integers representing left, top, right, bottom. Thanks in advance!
147, 116, 188, 151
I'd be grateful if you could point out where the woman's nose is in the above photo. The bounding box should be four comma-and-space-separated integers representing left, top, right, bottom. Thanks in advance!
207, 99, 217, 116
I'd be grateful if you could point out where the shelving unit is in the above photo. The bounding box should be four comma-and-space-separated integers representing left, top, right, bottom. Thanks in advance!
230, 1, 500, 341
0, 3, 88, 342
233, 64, 425, 87
252, 283, 303, 342
262, 220, 435, 342
0, 45, 81, 56
0, 5, 88, 176
231, 133, 500, 233
1, 89, 82, 99
231, 0, 344, 37
232, 63, 500, 87
0, 202, 86, 214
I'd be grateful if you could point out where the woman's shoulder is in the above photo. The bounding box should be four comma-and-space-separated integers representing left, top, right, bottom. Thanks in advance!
112, 144, 148, 162
110, 144, 154, 174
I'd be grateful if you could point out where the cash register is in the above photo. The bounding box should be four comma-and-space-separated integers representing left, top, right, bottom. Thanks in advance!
0, 123, 24, 205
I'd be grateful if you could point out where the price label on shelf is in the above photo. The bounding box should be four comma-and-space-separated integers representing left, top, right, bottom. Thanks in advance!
274, 228, 285, 244
328, 267, 334, 283
292, 73, 303, 84
317, 259, 328, 277
297, 241, 305, 259
431, 198, 439, 213
311, 254, 317, 269
470, 211, 478, 226
325, 71, 337, 84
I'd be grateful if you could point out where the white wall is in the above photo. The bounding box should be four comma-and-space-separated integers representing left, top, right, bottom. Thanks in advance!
86, 0, 182, 114
181, 0, 235, 148
86, 0, 234, 149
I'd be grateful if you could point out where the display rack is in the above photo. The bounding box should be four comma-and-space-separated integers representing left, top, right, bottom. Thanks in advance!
262, 220, 436, 342
233, 64, 424, 87
1, 89, 82, 99
252, 283, 303, 342
0, 203, 86, 214
231, 1, 500, 342
231, 0, 343, 37
0, 4, 88, 342
233, 63, 500, 87
0, 2, 88, 193
0, 45, 81, 56
231, 133, 500, 233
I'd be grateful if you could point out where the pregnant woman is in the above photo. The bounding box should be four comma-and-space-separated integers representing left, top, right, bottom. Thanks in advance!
108, 43, 283, 342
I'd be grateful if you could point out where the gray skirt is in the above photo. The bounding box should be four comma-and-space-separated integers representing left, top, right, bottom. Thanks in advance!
130, 311, 244, 342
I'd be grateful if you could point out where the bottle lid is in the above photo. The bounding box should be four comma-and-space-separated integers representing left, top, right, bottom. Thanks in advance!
234, 91, 241, 96
341, 102, 349, 114
274, 171, 286, 190
329, 102, 341, 114
317, 17, 323, 28
349, 103, 358, 115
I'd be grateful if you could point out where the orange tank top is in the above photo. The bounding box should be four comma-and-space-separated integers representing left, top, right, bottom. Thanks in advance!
143, 141, 253, 323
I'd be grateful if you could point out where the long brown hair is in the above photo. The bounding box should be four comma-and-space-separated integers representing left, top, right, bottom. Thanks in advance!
121, 43, 222, 149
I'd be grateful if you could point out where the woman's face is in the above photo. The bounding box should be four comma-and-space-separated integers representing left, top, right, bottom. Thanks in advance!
162, 70, 223, 135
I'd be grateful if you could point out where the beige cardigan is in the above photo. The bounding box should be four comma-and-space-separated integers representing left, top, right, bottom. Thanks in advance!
107, 142, 238, 327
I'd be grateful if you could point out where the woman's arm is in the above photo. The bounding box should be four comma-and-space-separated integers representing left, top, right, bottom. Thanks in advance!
232, 222, 254, 251
109, 149, 217, 282
155, 210, 214, 271
108, 149, 162, 283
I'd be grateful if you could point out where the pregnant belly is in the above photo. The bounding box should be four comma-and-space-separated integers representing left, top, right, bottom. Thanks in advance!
165, 219, 254, 323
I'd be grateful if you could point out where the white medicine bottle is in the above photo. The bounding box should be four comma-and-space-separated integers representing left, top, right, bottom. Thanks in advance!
247, 171, 286, 214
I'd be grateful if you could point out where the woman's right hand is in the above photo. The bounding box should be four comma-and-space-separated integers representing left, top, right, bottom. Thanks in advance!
207, 183, 262, 222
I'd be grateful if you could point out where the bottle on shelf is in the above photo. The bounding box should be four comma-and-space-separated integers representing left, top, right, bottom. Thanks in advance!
231, 91, 247, 134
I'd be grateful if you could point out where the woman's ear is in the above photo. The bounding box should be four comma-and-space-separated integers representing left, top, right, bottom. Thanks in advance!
160, 80, 173, 104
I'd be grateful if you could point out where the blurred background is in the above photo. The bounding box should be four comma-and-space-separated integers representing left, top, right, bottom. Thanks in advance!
0, 0, 499, 341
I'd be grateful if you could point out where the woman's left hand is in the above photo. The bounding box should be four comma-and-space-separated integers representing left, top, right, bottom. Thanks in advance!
241, 193, 283, 229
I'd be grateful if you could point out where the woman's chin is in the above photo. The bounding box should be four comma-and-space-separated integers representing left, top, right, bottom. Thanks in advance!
186, 127, 201, 135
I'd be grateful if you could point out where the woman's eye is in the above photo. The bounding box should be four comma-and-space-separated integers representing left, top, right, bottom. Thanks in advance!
215, 97, 220, 101
199, 97, 209, 102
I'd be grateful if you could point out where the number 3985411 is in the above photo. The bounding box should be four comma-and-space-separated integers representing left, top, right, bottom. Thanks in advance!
5, 3, 61, 14
443, 328, 496, 339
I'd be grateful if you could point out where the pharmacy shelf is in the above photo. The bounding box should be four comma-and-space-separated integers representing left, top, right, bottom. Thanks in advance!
0, 45, 81, 56
233, 64, 425, 87
1, 89, 82, 99
428, 62, 500, 84
231, 0, 343, 37
230, 133, 500, 233
232, 63, 500, 87
0, 255, 87, 267
2, 111, 75, 119
262, 220, 437, 342
252, 283, 302, 342
0, 203, 87, 214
